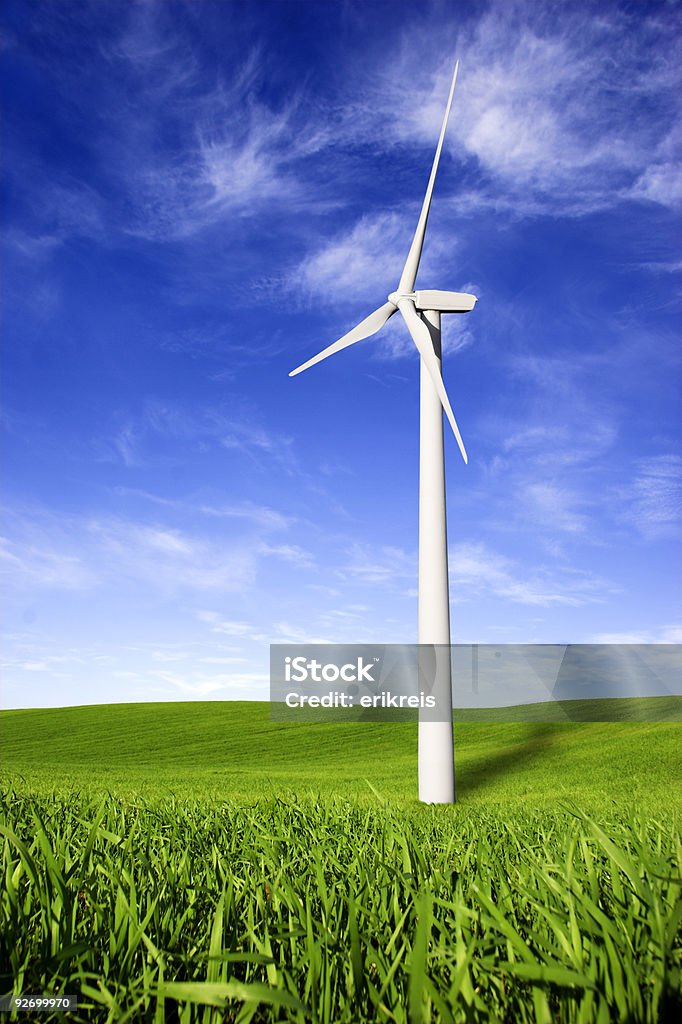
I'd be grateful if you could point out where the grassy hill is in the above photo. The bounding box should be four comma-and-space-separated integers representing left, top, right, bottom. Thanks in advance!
2, 698, 680, 812
2, 700, 680, 1022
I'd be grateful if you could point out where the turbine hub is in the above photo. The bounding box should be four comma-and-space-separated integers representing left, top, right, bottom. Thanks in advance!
388, 290, 414, 306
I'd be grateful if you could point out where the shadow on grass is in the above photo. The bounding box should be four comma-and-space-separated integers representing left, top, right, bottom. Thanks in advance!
454, 723, 560, 799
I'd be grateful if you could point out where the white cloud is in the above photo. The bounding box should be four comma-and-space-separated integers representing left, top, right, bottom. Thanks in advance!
113, 426, 138, 467
339, 543, 415, 586
103, 27, 317, 241
199, 656, 249, 665
348, 3, 681, 216
150, 650, 189, 663
198, 501, 294, 530
139, 527, 195, 556
148, 668, 269, 698
6, 0, 680, 258
637, 259, 682, 274
523, 483, 588, 534
448, 541, 611, 607
197, 611, 255, 637
629, 163, 682, 208
41, 181, 104, 238
1, 510, 263, 596
86, 518, 256, 591
296, 212, 408, 305
591, 625, 682, 644
5, 178, 106, 255
336, 538, 609, 607
621, 454, 682, 539
115, 489, 295, 532
3, 229, 61, 261
220, 422, 298, 474
451, 26, 630, 196
104, 402, 299, 476
199, 114, 292, 210
256, 542, 314, 567
271, 621, 336, 645
196, 612, 268, 644
0, 534, 95, 591
496, 422, 618, 470
131, 662, 270, 699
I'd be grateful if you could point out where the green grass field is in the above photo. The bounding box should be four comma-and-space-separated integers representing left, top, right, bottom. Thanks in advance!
1, 700, 681, 1022
2, 698, 680, 808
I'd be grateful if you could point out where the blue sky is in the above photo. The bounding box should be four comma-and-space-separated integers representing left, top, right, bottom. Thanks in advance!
1, 0, 680, 709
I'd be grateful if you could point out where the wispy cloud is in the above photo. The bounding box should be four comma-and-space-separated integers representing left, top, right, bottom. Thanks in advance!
497, 422, 618, 470
477, 408, 618, 551
630, 162, 682, 208
3, 7, 325, 247
339, 543, 415, 586
336, 537, 611, 607
135, 667, 269, 699
196, 611, 270, 647
220, 422, 298, 475
271, 621, 336, 645
198, 501, 294, 531
448, 542, 612, 607
114, 489, 296, 532
1, 509, 265, 596
123, 101, 303, 241
347, 3, 681, 217
101, 22, 334, 241
255, 542, 314, 567
0, 533, 95, 591
295, 212, 409, 305
197, 611, 258, 638
103, 401, 299, 475
591, 625, 682, 644
5, 0, 680, 265
522, 483, 589, 535
2, 229, 62, 261
620, 454, 682, 540
85, 518, 257, 592
113, 425, 138, 467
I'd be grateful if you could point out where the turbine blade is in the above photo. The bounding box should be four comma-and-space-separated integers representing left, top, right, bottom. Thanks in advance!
398, 299, 468, 464
397, 60, 459, 294
289, 301, 397, 377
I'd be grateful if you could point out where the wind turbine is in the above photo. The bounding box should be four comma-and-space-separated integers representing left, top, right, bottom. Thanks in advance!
290, 61, 476, 804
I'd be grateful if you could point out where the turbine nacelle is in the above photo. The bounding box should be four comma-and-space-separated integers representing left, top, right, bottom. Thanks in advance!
388, 289, 477, 313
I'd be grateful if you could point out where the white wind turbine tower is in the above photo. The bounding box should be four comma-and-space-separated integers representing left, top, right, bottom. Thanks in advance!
290, 61, 476, 804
